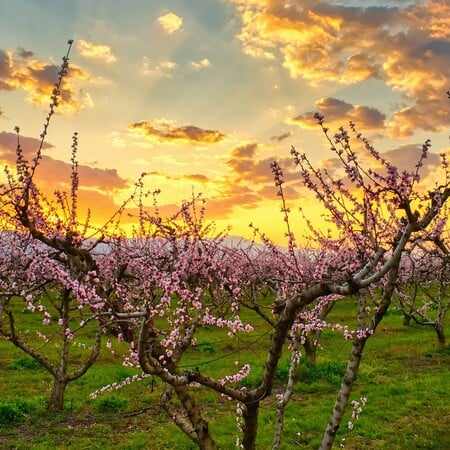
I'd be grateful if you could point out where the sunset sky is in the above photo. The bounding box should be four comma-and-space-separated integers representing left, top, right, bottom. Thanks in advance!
0, 0, 449, 243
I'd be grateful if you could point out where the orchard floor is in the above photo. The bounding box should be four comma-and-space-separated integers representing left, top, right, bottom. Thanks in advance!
0, 304, 449, 449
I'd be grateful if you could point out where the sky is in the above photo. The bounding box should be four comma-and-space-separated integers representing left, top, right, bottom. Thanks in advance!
0, 0, 449, 244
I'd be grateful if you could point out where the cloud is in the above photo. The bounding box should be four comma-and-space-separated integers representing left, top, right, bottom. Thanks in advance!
76, 189, 127, 223
0, 131, 53, 159
388, 99, 450, 139
143, 171, 210, 184
79, 89, 95, 108
140, 56, 177, 78
16, 47, 34, 59
0, 131, 127, 190
0, 47, 91, 113
382, 143, 441, 178
229, 142, 258, 160
0, 129, 131, 226
191, 58, 211, 71
76, 39, 117, 63
185, 174, 209, 183
127, 119, 226, 144
121, 138, 305, 223
405, 1, 450, 40
226, 141, 296, 184
381, 32, 450, 137
226, 142, 271, 181
198, 141, 303, 219
205, 189, 261, 218
288, 97, 386, 130
36, 156, 127, 191
158, 12, 183, 34
270, 131, 292, 142
0, 49, 16, 91
229, 0, 450, 137
319, 140, 442, 176
257, 182, 299, 201
132, 140, 301, 221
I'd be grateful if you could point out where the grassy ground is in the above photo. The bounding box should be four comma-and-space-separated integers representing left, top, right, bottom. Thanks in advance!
0, 300, 448, 449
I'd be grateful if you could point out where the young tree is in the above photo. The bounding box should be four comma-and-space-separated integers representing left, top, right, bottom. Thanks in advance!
395, 236, 450, 349
0, 41, 118, 410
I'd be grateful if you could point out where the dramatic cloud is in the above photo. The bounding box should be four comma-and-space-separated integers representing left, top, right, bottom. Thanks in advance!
288, 97, 386, 130
44, 157, 127, 190
229, 0, 450, 137
189, 141, 303, 219
257, 182, 299, 201
318, 142, 442, 184
128, 119, 226, 144
140, 57, 177, 78
76, 39, 117, 63
382, 143, 441, 178
226, 142, 274, 182
205, 187, 261, 218
0, 47, 90, 113
0, 131, 53, 158
191, 58, 211, 71
0, 130, 130, 229
0, 132, 127, 191
158, 12, 183, 34
135, 141, 301, 221
226, 142, 296, 184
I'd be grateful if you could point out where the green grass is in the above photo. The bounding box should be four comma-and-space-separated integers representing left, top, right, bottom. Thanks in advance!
0, 298, 449, 449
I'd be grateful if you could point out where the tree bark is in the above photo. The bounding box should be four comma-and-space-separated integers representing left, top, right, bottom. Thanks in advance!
319, 337, 367, 450
50, 377, 67, 411
320, 261, 401, 450
242, 401, 259, 450
435, 322, 446, 350
272, 343, 298, 450
403, 313, 412, 326
173, 384, 217, 450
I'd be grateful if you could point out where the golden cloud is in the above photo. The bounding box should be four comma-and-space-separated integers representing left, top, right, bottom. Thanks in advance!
0, 131, 53, 158
318, 142, 442, 193
388, 99, 450, 139
76, 39, 117, 63
287, 97, 386, 131
226, 142, 296, 185
406, 2, 450, 39
0, 131, 128, 191
127, 119, 226, 144
158, 12, 183, 34
0, 47, 91, 113
128, 140, 300, 221
229, 0, 450, 137
0, 130, 130, 228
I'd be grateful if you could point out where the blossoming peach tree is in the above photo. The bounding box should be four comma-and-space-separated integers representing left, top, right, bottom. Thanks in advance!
101, 115, 450, 450
394, 225, 450, 349
0, 42, 132, 411
0, 41, 449, 450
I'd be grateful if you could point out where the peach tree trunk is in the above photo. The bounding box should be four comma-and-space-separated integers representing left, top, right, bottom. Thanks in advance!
319, 263, 400, 450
